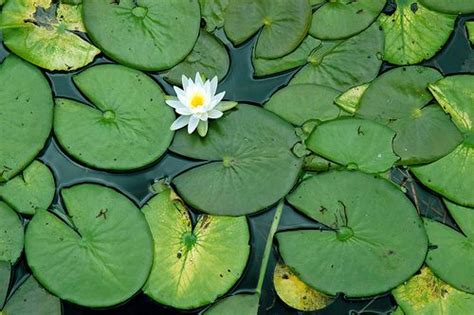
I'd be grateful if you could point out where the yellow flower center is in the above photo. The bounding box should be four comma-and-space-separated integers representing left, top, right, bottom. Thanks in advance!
190, 93, 205, 108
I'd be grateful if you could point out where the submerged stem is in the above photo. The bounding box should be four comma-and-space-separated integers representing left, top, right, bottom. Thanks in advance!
256, 199, 284, 295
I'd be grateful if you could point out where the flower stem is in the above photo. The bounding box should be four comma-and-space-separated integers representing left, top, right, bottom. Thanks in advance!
256, 199, 284, 295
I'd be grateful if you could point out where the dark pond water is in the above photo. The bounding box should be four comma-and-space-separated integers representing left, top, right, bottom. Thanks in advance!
2, 10, 474, 315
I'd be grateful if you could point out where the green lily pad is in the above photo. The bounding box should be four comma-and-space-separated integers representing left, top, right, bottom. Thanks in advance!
2, 276, 61, 315
54, 64, 174, 171
335, 83, 369, 114
252, 35, 321, 77
306, 118, 398, 173
24, 184, 153, 307
419, 0, 474, 14
393, 266, 474, 315
264, 84, 342, 126
142, 187, 250, 309
289, 23, 384, 91
0, 202, 23, 264
411, 75, 474, 207
83, 0, 201, 71
200, 0, 229, 32
170, 104, 302, 216
0, 55, 53, 182
309, 0, 386, 40
358, 66, 462, 164
378, 1, 456, 65
224, 0, 312, 59
273, 263, 333, 312
204, 294, 259, 315
0, 161, 55, 215
424, 201, 474, 293
164, 30, 229, 85
467, 22, 474, 45
279, 170, 428, 297
0, 262, 10, 308
0, 0, 100, 71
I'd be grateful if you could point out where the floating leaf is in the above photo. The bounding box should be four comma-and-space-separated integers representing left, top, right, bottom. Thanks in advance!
424, 201, 474, 293
2, 276, 61, 315
54, 64, 175, 171
25, 184, 153, 307
0, 262, 10, 308
419, 0, 474, 14
0, 55, 53, 182
0, 161, 55, 215
309, 0, 386, 40
170, 105, 302, 216
467, 21, 474, 45
142, 187, 249, 309
224, 0, 312, 59
0, 0, 100, 71
83, 0, 201, 71
307, 118, 398, 173
200, 0, 229, 32
0, 202, 23, 264
204, 294, 259, 315
335, 83, 369, 114
290, 23, 383, 91
279, 170, 427, 297
264, 84, 342, 126
358, 66, 462, 164
164, 30, 229, 85
393, 266, 474, 315
273, 262, 333, 311
411, 75, 474, 207
378, 1, 456, 65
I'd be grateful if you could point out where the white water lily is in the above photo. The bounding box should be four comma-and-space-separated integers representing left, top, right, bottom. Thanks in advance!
166, 73, 226, 136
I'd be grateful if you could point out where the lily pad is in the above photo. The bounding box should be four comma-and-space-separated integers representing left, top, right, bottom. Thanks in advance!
468, 22, 474, 45
290, 23, 384, 91
273, 262, 333, 311
142, 187, 250, 309
200, 0, 229, 32
419, 0, 474, 14
306, 118, 399, 173
411, 75, 474, 207
0, 161, 55, 215
358, 66, 462, 164
309, 0, 386, 40
0, 202, 24, 264
279, 170, 428, 297
0, 55, 53, 182
83, 0, 201, 71
204, 294, 259, 315
164, 30, 229, 85
393, 266, 474, 315
335, 83, 369, 114
24, 184, 154, 307
54, 64, 175, 171
2, 276, 61, 315
264, 84, 342, 126
424, 201, 474, 293
0, 0, 100, 71
252, 35, 321, 77
224, 0, 312, 59
170, 104, 302, 216
0, 262, 10, 308
378, 1, 456, 65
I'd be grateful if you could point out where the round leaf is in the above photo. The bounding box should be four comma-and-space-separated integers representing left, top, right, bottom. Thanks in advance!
0, 0, 100, 71
170, 105, 302, 216
200, 0, 230, 32
379, 1, 456, 65
164, 30, 230, 86
309, 0, 386, 40
264, 84, 342, 126
25, 184, 154, 307
83, 0, 201, 71
204, 294, 259, 315
224, 0, 312, 59
289, 23, 384, 91
0, 161, 55, 215
0, 261, 11, 308
142, 188, 250, 309
467, 21, 474, 45
279, 170, 428, 297
335, 83, 369, 115
306, 118, 399, 173
54, 64, 174, 171
0, 202, 23, 264
0, 55, 53, 182
419, 0, 474, 14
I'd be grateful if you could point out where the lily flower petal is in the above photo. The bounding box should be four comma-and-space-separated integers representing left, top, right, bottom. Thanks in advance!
170, 115, 191, 131
188, 115, 200, 134
208, 109, 223, 119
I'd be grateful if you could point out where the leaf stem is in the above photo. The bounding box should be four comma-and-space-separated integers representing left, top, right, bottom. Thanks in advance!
256, 199, 284, 295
